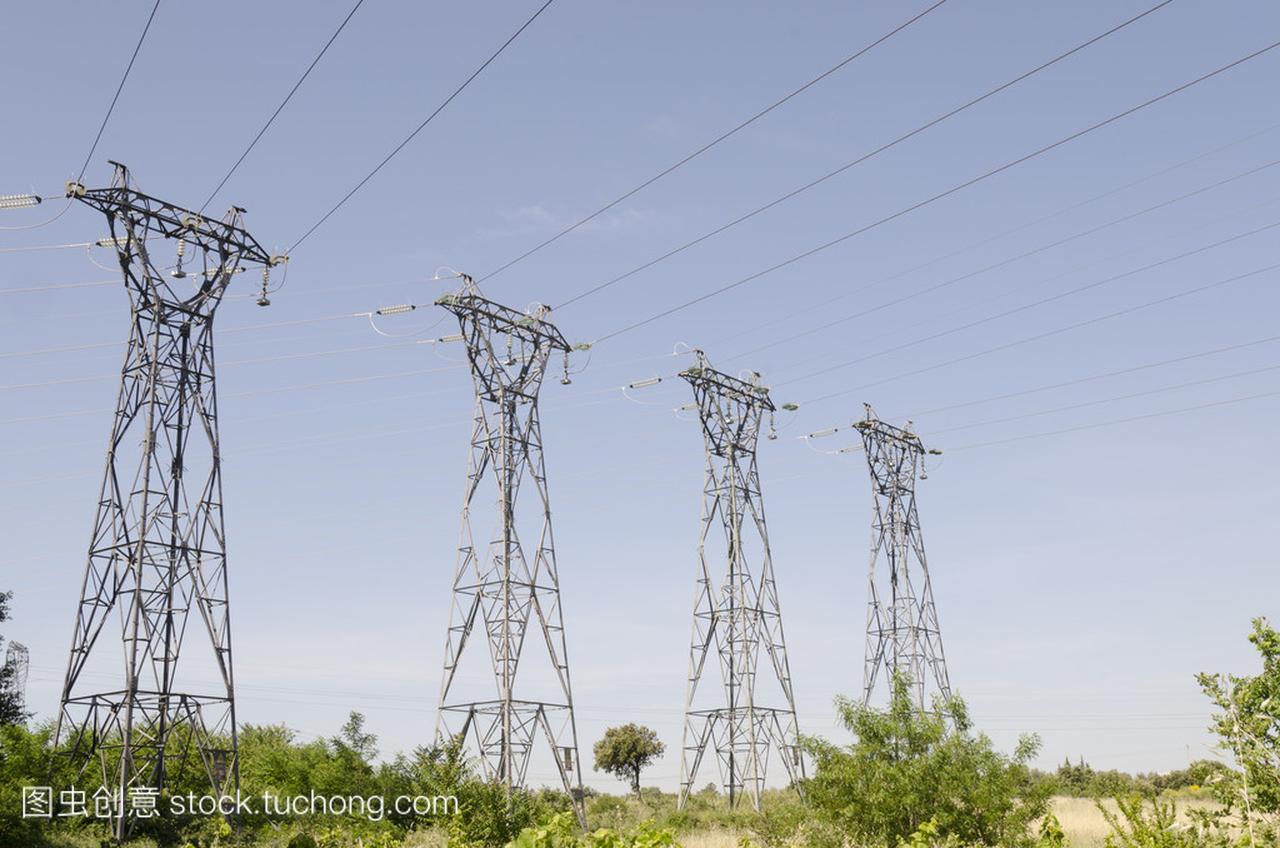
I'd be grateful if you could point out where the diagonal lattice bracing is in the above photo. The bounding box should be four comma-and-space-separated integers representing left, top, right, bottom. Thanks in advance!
855, 403, 951, 711
434, 275, 585, 827
55, 163, 281, 841
677, 351, 803, 812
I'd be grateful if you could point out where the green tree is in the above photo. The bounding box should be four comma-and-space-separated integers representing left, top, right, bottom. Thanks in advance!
804, 674, 1051, 848
337, 710, 379, 761
592, 724, 666, 797
1197, 617, 1280, 829
0, 722, 78, 846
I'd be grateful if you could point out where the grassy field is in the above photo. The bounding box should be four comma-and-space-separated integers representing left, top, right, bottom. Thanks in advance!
664, 794, 1223, 848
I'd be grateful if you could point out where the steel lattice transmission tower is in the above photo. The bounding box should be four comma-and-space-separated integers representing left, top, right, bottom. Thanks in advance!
434, 275, 586, 826
855, 403, 951, 711
5, 642, 29, 705
677, 350, 804, 812
56, 163, 280, 840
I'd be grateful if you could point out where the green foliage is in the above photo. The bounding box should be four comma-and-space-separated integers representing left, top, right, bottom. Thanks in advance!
1093, 794, 1247, 848
1098, 795, 1191, 848
739, 799, 842, 848
1048, 757, 1233, 800
0, 721, 82, 847
506, 811, 677, 848
890, 812, 1065, 848
1150, 761, 1235, 795
1052, 758, 1152, 799
0, 711, 578, 848
1036, 813, 1066, 848
337, 711, 379, 762
445, 776, 568, 848
592, 726, 666, 798
803, 674, 1051, 848
1198, 617, 1280, 817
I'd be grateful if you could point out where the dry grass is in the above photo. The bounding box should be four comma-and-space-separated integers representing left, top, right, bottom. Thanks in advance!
677, 830, 746, 848
1050, 795, 1220, 848
671, 794, 1223, 848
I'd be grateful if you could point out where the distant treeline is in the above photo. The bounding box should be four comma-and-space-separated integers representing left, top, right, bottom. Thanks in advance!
1033, 756, 1233, 798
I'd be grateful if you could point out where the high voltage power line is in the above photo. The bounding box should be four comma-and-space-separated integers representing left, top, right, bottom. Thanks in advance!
748, 191, 1280, 384
12, 116, 1275, 352
553, 0, 1176, 310
589, 39, 1280, 345
286, 0, 557, 253
727, 157, 1280, 363
0, 339, 425, 391
77, 0, 162, 184
794, 261, 1280, 407
0, 365, 469, 428
477, 0, 951, 285
3, 0, 552, 263
927, 362, 1280, 436
11, 119, 1275, 312
946, 388, 1280, 452
798, 332, 1280, 441
711, 121, 1280, 348
1, 1, 162, 233
774, 218, 1280, 390
0, 276, 115, 294
0, 317, 687, 394
17, 214, 1260, 451
9, 378, 1279, 490
10, 216, 1275, 474
903, 333, 1280, 420
0, 312, 362, 359
199, 0, 368, 213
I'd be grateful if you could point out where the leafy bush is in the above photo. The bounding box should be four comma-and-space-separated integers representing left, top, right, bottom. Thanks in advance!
803, 674, 1051, 848
506, 812, 677, 848
1093, 794, 1247, 848
1198, 617, 1280, 818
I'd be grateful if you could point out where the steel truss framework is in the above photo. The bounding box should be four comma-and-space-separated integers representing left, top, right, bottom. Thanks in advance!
56, 163, 275, 840
855, 404, 952, 711
677, 351, 803, 812
5, 641, 29, 705
434, 277, 586, 826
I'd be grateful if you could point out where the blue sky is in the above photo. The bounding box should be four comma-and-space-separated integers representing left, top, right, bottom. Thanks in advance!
2, 0, 1279, 793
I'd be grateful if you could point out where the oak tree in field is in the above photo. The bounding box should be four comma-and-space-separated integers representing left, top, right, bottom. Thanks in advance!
592, 723, 665, 797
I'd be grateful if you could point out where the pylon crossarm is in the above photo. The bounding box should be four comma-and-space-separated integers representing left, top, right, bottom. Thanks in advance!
67, 178, 272, 267
436, 290, 569, 352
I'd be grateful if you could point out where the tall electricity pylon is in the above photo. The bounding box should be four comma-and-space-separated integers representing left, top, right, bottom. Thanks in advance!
855, 403, 952, 711
56, 163, 280, 840
5, 642, 29, 706
434, 275, 586, 826
677, 350, 804, 811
